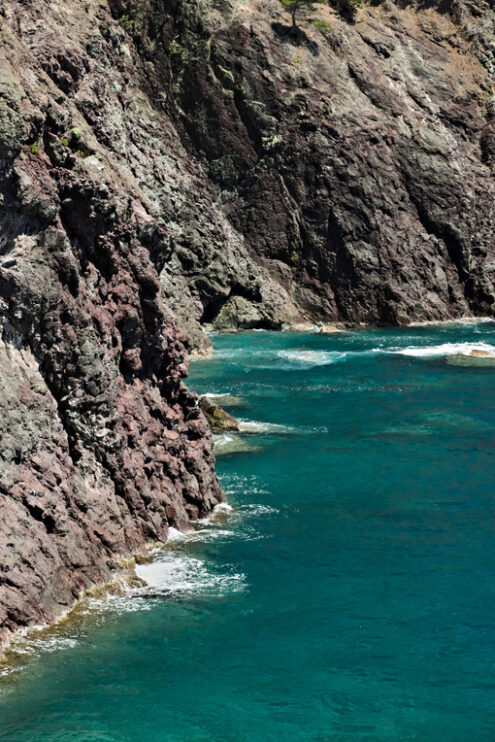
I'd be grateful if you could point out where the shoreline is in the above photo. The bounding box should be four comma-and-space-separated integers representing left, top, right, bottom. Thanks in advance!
189, 315, 495, 359
4, 315, 495, 666
0, 551, 152, 670
207, 314, 495, 337
0, 504, 234, 670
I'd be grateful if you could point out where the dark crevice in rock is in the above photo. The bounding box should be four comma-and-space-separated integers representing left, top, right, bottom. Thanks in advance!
401, 170, 469, 288
22, 502, 57, 535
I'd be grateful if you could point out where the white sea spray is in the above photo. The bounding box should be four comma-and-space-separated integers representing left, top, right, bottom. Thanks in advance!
390, 341, 495, 359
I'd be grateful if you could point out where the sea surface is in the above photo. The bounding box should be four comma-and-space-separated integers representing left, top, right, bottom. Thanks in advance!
1, 323, 495, 741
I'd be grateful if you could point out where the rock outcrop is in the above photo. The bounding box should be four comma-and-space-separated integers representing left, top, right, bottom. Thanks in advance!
0, 0, 494, 648
199, 396, 240, 432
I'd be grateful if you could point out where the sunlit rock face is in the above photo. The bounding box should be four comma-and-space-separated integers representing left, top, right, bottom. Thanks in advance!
136, 0, 495, 326
0, 0, 225, 649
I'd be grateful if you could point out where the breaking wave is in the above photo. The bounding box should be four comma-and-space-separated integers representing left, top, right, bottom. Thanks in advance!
210, 347, 350, 368
389, 342, 495, 359
408, 317, 495, 327
135, 554, 245, 598
238, 420, 295, 434
276, 349, 346, 367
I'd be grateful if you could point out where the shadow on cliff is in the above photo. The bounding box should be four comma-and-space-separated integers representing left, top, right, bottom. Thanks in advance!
392, 0, 455, 11
271, 22, 320, 54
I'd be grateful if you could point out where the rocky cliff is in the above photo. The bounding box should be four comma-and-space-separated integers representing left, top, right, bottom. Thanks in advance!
123, 0, 495, 329
0, 0, 228, 650
0, 0, 494, 648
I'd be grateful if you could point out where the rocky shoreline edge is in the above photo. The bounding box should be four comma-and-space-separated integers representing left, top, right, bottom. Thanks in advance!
3, 315, 494, 661
1, 0, 494, 658
0, 553, 148, 667
0, 539, 180, 665
0, 501, 234, 669
3, 316, 495, 663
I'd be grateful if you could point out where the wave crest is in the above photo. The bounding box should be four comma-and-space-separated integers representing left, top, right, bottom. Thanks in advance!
391, 342, 495, 360
238, 420, 295, 434
135, 555, 245, 598
276, 349, 346, 367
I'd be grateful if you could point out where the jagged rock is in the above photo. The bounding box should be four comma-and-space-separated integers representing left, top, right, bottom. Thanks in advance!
144, 0, 495, 326
199, 397, 240, 433
0, 0, 226, 651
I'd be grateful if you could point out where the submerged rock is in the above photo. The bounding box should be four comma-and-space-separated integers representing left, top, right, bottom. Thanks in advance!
199, 397, 240, 433
203, 393, 246, 409
212, 434, 260, 458
447, 349, 495, 367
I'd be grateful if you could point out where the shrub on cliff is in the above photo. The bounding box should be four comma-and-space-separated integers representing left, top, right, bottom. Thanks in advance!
280, 0, 326, 31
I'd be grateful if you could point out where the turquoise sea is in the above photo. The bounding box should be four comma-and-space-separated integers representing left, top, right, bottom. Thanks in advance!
1, 324, 495, 741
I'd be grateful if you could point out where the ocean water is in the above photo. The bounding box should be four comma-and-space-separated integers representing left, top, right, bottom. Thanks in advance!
1, 323, 495, 741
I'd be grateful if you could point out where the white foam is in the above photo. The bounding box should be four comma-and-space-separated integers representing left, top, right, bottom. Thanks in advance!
8, 635, 79, 657
167, 527, 187, 542
196, 502, 234, 527
213, 433, 235, 446
408, 317, 495, 327
213, 434, 258, 457
199, 502, 234, 522
239, 503, 279, 516
188, 528, 237, 542
1, 512, 247, 670
238, 420, 294, 434
211, 348, 269, 361
211, 347, 347, 367
203, 393, 244, 406
285, 323, 321, 333
276, 349, 346, 366
213, 502, 234, 515
286, 322, 344, 334
391, 342, 495, 359
135, 554, 245, 596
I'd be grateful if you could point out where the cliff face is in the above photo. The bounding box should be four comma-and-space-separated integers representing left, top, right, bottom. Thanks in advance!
0, 0, 225, 650
0, 0, 493, 647
137, 0, 495, 326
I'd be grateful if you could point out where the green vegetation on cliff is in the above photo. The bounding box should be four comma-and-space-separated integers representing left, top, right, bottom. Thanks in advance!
280, 0, 325, 30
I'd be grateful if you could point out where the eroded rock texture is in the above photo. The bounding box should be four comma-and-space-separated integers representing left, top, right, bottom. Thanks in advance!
0, 0, 494, 646
0, 0, 226, 649
144, 0, 495, 325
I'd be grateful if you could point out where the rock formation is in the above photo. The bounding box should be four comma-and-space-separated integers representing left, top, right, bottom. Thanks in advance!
0, 0, 494, 648
0, 0, 229, 650
199, 396, 240, 432
147, 0, 495, 328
